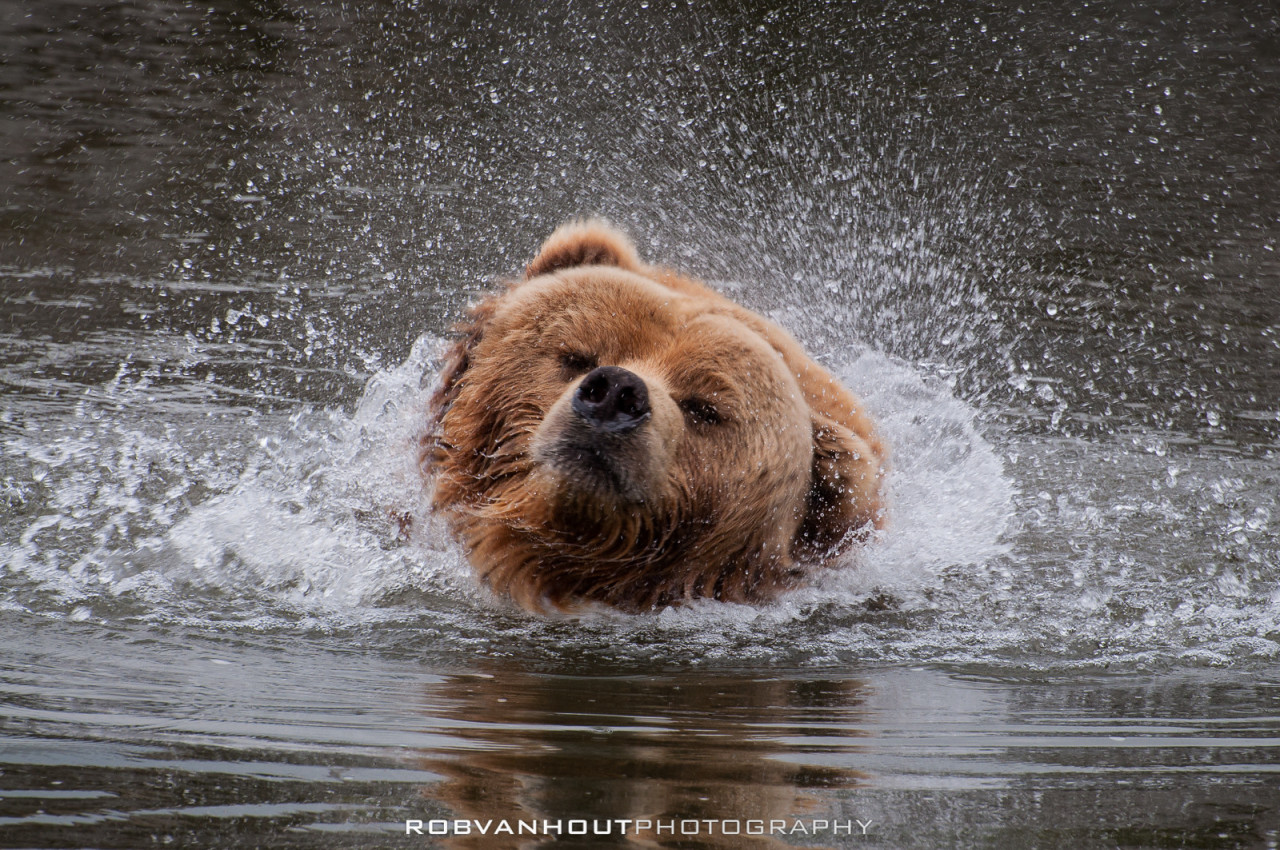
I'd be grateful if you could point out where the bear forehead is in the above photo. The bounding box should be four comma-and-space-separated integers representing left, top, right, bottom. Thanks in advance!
491, 267, 787, 369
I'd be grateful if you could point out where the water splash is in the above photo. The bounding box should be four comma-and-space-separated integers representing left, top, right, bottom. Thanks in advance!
7, 301, 1279, 673
3, 314, 1011, 632
2, 333, 462, 626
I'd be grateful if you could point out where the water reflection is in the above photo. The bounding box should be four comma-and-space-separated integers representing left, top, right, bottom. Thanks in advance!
415, 668, 870, 848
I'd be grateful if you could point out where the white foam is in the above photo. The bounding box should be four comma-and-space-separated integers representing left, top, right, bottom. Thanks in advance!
832, 349, 1014, 592
145, 332, 466, 611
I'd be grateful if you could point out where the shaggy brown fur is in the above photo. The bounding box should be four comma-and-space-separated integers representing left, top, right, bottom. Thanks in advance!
423, 221, 886, 612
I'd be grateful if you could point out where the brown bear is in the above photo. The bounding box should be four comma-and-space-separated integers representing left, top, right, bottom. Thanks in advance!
422, 221, 886, 612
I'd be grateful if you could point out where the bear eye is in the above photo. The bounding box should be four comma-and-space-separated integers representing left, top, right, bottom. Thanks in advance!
558, 351, 597, 379
679, 398, 722, 426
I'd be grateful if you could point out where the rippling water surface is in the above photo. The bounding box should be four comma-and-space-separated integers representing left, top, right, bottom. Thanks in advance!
3, 1, 1279, 847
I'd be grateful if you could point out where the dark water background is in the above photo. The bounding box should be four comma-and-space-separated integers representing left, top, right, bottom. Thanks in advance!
3, 1, 1280, 847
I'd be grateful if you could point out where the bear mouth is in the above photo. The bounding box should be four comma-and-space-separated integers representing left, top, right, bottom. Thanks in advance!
537, 437, 645, 502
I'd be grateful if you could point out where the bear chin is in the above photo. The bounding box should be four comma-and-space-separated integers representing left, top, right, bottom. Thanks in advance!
533, 439, 652, 505
422, 220, 887, 613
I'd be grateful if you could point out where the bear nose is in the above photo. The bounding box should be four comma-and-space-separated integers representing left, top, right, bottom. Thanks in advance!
572, 366, 651, 432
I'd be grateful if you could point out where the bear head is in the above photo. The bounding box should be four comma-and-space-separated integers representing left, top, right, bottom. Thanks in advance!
423, 221, 885, 612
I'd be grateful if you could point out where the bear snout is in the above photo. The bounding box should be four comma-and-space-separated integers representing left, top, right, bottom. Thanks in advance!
571, 366, 652, 433
528, 364, 679, 506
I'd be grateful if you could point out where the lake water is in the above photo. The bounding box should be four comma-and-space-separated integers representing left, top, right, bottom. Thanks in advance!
3, 1, 1279, 847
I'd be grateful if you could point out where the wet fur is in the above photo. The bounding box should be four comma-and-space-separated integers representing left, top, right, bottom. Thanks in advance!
423, 221, 886, 612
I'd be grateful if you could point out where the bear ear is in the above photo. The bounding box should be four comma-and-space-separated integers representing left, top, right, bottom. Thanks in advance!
525, 219, 644, 279
795, 413, 886, 560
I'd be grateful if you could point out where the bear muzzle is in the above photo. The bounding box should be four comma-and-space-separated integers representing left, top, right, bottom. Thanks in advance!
529, 365, 678, 505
